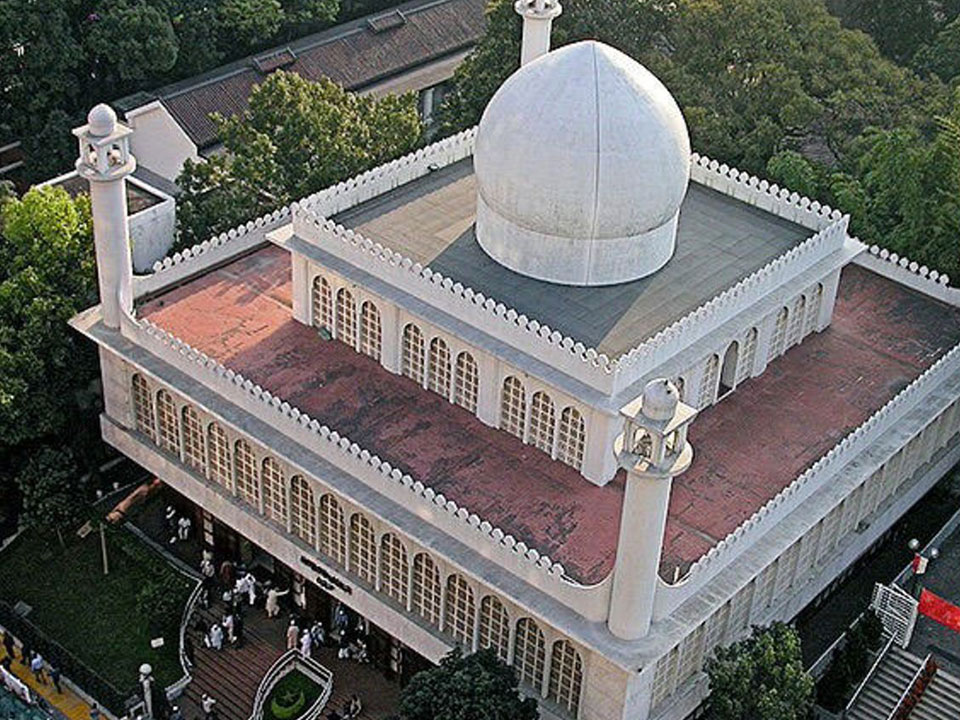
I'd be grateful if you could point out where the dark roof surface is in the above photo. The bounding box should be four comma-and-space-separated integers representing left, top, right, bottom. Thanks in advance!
139, 247, 960, 584
334, 159, 810, 357
125, 0, 486, 149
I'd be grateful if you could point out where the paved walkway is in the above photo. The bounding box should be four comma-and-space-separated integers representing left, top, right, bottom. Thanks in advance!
0, 645, 92, 720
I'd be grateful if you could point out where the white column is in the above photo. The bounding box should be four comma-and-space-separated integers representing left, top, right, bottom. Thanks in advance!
607, 470, 674, 640
581, 410, 620, 486
515, 0, 562, 66
816, 267, 842, 331
380, 304, 402, 374
475, 354, 500, 427
291, 255, 310, 324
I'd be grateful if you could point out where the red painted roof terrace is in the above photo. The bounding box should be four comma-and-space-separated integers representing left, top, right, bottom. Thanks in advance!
140, 246, 960, 584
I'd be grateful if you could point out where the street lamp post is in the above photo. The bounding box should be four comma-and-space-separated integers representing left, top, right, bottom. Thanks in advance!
139, 663, 154, 720
908, 538, 939, 599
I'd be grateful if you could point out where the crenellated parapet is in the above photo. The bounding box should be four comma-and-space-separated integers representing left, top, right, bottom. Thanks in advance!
854, 244, 959, 306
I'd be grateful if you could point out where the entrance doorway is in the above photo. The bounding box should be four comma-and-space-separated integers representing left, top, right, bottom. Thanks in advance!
719, 341, 739, 397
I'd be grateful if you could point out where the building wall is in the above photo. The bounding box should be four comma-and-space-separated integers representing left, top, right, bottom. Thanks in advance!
125, 101, 198, 182
128, 177, 176, 272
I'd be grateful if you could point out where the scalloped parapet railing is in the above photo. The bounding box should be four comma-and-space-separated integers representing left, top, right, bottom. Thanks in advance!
117, 308, 607, 615
671, 331, 960, 595
853, 244, 960, 306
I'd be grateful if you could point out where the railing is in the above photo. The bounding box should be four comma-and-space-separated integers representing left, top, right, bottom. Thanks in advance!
887, 653, 936, 720
165, 578, 203, 698
844, 634, 895, 717
250, 650, 334, 720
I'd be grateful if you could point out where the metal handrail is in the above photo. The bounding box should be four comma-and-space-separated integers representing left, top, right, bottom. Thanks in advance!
845, 634, 895, 715
250, 650, 333, 720
165, 578, 204, 698
885, 653, 932, 720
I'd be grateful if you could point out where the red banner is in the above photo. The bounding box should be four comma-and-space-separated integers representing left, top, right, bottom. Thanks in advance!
918, 589, 960, 633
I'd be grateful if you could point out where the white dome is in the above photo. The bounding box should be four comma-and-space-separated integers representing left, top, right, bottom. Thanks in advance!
474, 41, 690, 286
87, 104, 117, 137
641, 379, 680, 422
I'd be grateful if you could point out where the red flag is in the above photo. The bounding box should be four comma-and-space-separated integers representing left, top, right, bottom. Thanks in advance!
918, 589, 960, 633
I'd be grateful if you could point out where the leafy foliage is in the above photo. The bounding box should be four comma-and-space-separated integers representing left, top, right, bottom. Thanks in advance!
175, 70, 421, 248
816, 610, 885, 712
15, 446, 86, 535
136, 577, 183, 630
705, 622, 814, 720
399, 648, 538, 720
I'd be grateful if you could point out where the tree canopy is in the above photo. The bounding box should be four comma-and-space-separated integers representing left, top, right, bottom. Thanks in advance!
175, 70, 422, 248
15, 446, 87, 536
398, 648, 539, 720
705, 622, 814, 720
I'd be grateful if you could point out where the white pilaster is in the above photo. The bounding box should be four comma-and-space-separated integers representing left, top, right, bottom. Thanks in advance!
582, 409, 620, 485
380, 303, 402, 373
291, 254, 310, 324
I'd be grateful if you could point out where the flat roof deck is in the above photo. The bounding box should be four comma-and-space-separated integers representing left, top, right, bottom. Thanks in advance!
140, 246, 960, 584
332, 159, 810, 357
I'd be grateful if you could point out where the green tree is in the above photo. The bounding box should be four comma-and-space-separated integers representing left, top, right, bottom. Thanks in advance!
842, 0, 939, 64
399, 648, 538, 720
705, 622, 814, 720
84, 1, 180, 87
912, 16, 960, 82
175, 70, 421, 247
15, 446, 86, 537
218, 0, 286, 50
0, 187, 99, 452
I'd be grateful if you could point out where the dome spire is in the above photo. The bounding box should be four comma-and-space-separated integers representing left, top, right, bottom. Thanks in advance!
515, 0, 561, 66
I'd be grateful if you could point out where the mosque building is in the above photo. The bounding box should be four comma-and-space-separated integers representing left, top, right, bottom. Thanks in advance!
71, 1, 960, 718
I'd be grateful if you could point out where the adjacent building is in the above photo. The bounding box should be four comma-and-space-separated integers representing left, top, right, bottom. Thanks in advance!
71, 3, 960, 718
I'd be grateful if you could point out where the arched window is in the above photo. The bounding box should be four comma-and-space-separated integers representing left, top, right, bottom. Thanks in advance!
234, 439, 259, 508
312, 276, 333, 331
444, 574, 476, 647
478, 595, 511, 663
500, 376, 526, 439
401, 324, 425, 384
698, 354, 719, 409
718, 342, 738, 397
411, 553, 442, 627
290, 476, 315, 547
768, 307, 788, 361
318, 495, 346, 565
548, 640, 584, 714
786, 295, 805, 347
156, 390, 180, 455
359, 301, 382, 361
529, 391, 556, 454
675, 377, 685, 401
513, 618, 546, 691
132, 374, 156, 442
428, 337, 451, 398
737, 328, 758, 384
207, 423, 231, 488
182, 406, 205, 473
261, 457, 286, 524
379, 534, 409, 607
336, 288, 357, 347
349, 514, 376, 585
454, 352, 479, 414
556, 407, 585, 470
804, 284, 823, 334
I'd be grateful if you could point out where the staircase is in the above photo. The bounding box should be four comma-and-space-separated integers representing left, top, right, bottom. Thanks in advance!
847, 646, 924, 720
910, 666, 960, 720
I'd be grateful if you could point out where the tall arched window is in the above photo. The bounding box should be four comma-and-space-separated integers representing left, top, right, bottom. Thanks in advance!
500, 376, 526, 439
737, 328, 758, 384
336, 288, 357, 347
514, 618, 546, 691
444, 574, 476, 647
132, 374, 156, 442
675, 377, 685, 400
478, 595, 511, 663
804, 284, 823, 334
156, 390, 180, 455
529, 391, 556, 454
261, 457, 286, 524
207, 423, 231, 488
428, 337, 451, 398
234, 439, 259, 508
290, 476, 315, 547
318, 495, 346, 565
349, 514, 376, 585
359, 301, 382, 361
548, 640, 584, 714
411, 553, 442, 627
379, 534, 409, 607
698, 354, 719, 409
556, 407, 585, 470
768, 307, 788, 361
786, 295, 806, 347
454, 352, 478, 413
182, 406, 206, 473
401, 324, 425, 384
312, 276, 333, 331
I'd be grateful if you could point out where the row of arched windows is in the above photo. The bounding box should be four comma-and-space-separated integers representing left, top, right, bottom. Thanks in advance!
499, 378, 586, 470
401, 324, 481, 415
131, 373, 585, 715
312, 276, 382, 362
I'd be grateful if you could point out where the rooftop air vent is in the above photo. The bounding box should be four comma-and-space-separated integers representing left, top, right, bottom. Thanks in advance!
253, 47, 297, 74
367, 9, 406, 33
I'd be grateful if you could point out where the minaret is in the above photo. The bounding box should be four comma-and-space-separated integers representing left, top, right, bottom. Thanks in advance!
608, 379, 697, 641
73, 104, 136, 329
515, 0, 562, 66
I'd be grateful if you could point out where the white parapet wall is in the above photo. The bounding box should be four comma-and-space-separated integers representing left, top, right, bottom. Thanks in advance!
854, 244, 960, 306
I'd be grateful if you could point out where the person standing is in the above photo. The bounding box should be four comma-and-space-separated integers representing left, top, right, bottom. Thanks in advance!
222, 612, 236, 645
177, 516, 191, 541
209, 623, 224, 651
286, 620, 299, 650
218, 560, 234, 589
265, 587, 288, 618
49, 665, 62, 694
2, 632, 14, 662
30, 652, 46, 684
310, 620, 326, 649
299, 629, 312, 658
169, 706, 183, 720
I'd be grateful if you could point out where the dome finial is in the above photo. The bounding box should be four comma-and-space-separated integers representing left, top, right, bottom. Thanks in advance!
87, 103, 118, 137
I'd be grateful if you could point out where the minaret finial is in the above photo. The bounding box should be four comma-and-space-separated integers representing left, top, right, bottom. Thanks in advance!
514, 0, 562, 66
